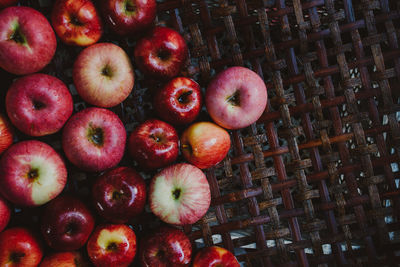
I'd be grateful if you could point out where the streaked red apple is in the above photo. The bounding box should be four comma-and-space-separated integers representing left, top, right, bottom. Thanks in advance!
62, 107, 126, 172
134, 26, 188, 80
73, 43, 134, 107
0, 140, 67, 206
51, 0, 103, 46
0, 113, 13, 155
0, 196, 10, 232
0, 6, 56, 75
87, 224, 136, 267
193, 246, 240, 267
139, 226, 192, 267
205, 66, 267, 129
92, 167, 146, 223
154, 77, 202, 125
128, 119, 179, 170
6, 73, 73, 136
40, 251, 88, 267
181, 122, 230, 169
149, 163, 211, 225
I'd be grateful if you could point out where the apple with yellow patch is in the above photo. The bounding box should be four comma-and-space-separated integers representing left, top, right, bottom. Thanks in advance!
193, 246, 240, 267
87, 224, 136, 267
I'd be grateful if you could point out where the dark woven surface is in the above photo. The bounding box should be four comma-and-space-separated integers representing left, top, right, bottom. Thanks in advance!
1, 0, 400, 266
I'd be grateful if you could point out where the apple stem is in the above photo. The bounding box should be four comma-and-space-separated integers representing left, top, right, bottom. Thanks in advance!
178, 91, 193, 104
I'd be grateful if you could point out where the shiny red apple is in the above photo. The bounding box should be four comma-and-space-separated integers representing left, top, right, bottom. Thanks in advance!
87, 224, 137, 267
0, 113, 13, 155
101, 0, 156, 36
154, 77, 202, 125
40, 251, 88, 267
92, 166, 146, 223
134, 26, 188, 80
181, 122, 231, 169
0, 196, 10, 232
51, 0, 103, 46
128, 119, 179, 170
139, 226, 192, 267
41, 195, 95, 251
0, 228, 43, 267
193, 246, 240, 267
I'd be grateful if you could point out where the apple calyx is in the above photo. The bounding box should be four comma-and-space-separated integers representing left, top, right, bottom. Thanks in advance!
9, 252, 25, 263
9, 22, 26, 45
172, 188, 181, 200
226, 90, 240, 106
178, 91, 192, 104
87, 125, 104, 147
101, 65, 113, 78
124, 0, 137, 14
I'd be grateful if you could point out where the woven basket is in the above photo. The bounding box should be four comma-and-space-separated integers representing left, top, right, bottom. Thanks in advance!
2, 0, 400, 266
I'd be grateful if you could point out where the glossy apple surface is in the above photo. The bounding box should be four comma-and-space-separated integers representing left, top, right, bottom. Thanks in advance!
101, 0, 156, 36
134, 26, 188, 80
92, 167, 146, 223
193, 246, 240, 267
154, 77, 202, 125
6, 74, 73, 136
51, 0, 102, 46
0, 140, 67, 206
181, 122, 230, 169
73, 43, 134, 107
62, 107, 126, 172
0, 0, 17, 9
205, 66, 267, 130
40, 251, 88, 267
41, 195, 95, 251
0, 113, 13, 155
128, 119, 179, 170
87, 224, 136, 267
139, 226, 192, 267
0, 196, 10, 232
0, 6, 56, 75
0, 228, 43, 267
149, 163, 211, 225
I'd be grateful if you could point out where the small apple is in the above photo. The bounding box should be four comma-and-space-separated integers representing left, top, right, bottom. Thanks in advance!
128, 119, 179, 170
149, 163, 211, 225
180, 122, 230, 169
62, 107, 126, 172
0, 228, 43, 267
73, 43, 134, 107
139, 226, 192, 267
101, 0, 156, 36
41, 195, 95, 251
154, 77, 202, 125
0, 196, 10, 232
193, 246, 240, 267
51, 0, 103, 46
0, 113, 13, 155
134, 26, 188, 80
92, 166, 146, 223
0, 6, 56, 75
0, 0, 17, 9
0, 140, 67, 206
205, 66, 268, 129
6, 73, 73, 137
40, 251, 88, 267
87, 224, 137, 267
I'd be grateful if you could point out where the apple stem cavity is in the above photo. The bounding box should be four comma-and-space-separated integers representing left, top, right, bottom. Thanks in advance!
226, 90, 241, 107
9, 23, 26, 45
112, 190, 124, 200
106, 242, 118, 252
88, 126, 104, 147
172, 188, 181, 200
182, 143, 193, 155
9, 252, 25, 263
32, 100, 45, 110
70, 14, 83, 26
27, 168, 39, 180
178, 91, 193, 104
65, 223, 77, 236
101, 65, 113, 78
125, 0, 136, 13
157, 50, 171, 61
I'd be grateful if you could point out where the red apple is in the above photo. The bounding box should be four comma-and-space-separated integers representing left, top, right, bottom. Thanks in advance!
73, 43, 134, 107
0, 140, 67, 206
193, 246, 240, 267
87, 224, 136, 267
101, 0, 156, 36
134, 26, 188, 80
6, 73, 73, 137
139, 226, 192, 267
62, 107, 126, 172
41, 195, 95, 251
40, 251, 88, 267
0, 196, 10, 232
92, 167, 146, 223
180, 122, 230, 169
154, 77, 202, 125
206, 66, 268, 130
128, 119, 179, 170
51, 0, 103, 46
0, 113, 13, 155
149, 163, 211, 225
0, 228, 43, 267
0, 0, 17, 9
0, 6, 56, 75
